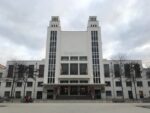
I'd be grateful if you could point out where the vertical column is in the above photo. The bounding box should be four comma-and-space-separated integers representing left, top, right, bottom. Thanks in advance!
48, 31, 57, 84
87, 16, 104, 85
44, 16, 61, 84
91, 31, 101, 84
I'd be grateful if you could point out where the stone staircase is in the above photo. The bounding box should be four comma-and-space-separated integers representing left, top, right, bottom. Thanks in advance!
56, 95, 92, 100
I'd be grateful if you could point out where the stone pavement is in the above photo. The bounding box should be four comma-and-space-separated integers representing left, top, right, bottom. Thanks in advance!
0, 102, 150, 113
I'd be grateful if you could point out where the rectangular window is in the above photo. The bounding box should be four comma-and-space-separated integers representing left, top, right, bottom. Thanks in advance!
80, 63, 87, 75
28, 65, 34, 78
16, 82, 22, 87
6, 82, 11, 87
146, 70, 150, 78
18, 65, 26, 78
60, 80, 68, 83
124, 64, 131, 78
116, 81, 122, 87
15, 91, 21, 98
26, 91, 32, 96
4, 91, 10, 97
61, 56, 69, 61
137, 81, 143, 87
79, 56, 87, 61
114, 64, 120, 77
134, 64, 141, 78
80, 80, 88, 83
104, 64, 110, 77
70, 63, 78, 75
0, 72, 2, 78
148, 81, 150, 87
27, 82, 33, 87
139, 90, 144, 99
37, 82, 43, 87
39, 65, 44, 78
7, 65, 14, 78
61, 64, 69, 75
37, 91, 42, 99
105, 81, 111, 87
116, 91, 123, 96
70, 56, 78, 61
92, 41, 98, 46
106, 91, 112, 96
70, 80, 78, 83
126, 81, 132, 87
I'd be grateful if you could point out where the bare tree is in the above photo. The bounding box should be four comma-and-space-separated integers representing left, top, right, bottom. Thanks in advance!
111, 53, 127, 101
19, 65, 29, 98
125, 62, 142, 100
32, 62, 39, 100
10, 61, 18, 99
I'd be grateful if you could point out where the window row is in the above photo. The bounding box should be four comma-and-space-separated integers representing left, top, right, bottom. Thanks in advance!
48, 78, 55, 83
51, 24, 58, 27
60, 80, 88, 84
106, 90, 145, 98
93, 78, 101, 83
4, 91, 43, 99
61, 56, 87, 61
91, 31, 98, 41
5, 81, 43, 87
61, 63, 88, 75
92, 47, 99, 53
104, 63, 141, 78
7, 65, 44, 78
91, 24, 97, 27
50, 31, 57, 40
49, 47, 56, 52
105, 81, 146, 87
92, 59, 99, 65
106, 91, 123, 96
48, 71, 55, 77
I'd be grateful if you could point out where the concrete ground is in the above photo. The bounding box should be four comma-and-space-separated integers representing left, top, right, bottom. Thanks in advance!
0, 102, 150, 113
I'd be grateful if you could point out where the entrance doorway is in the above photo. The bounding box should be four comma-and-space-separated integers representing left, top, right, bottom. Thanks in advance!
128, 91, 133, 99
60, 86, 68, 95
47, 90, 53, 99
139, 91, 144, 99
80, 86, 88, 95
37, 91, 42, 99
95, 90, 101, 99
70, 86, 78, 95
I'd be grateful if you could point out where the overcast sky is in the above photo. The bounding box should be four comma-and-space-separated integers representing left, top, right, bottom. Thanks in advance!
0, 0, 150, 66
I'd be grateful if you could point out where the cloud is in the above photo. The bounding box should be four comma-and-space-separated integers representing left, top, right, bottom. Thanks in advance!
0, 0, 149, 65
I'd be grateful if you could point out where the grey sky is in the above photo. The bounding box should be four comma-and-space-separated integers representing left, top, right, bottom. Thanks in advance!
0, 0, 150, 65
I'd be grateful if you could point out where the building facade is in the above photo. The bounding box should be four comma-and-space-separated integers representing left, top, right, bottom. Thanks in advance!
0, 16, 150, 100
0, 64, 6, 97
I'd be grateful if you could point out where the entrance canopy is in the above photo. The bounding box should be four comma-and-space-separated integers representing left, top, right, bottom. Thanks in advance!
43, 83, 105, 89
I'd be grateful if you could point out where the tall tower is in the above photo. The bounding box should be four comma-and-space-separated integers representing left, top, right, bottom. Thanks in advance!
87, 16, 104, 84
44, 16, 61, 84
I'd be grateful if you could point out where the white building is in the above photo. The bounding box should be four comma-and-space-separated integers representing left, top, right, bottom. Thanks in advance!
0, 64, 6, 97
0, 16, 150, 100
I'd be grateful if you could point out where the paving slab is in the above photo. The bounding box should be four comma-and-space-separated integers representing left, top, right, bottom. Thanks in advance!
0, 103, 150, 113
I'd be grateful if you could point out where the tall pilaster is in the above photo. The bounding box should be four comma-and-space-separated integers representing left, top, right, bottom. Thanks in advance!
87, 16, 104, 84
44, 16, 61, 84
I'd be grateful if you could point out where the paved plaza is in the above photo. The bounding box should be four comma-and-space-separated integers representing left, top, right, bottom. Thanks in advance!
0, 102, 150, 113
